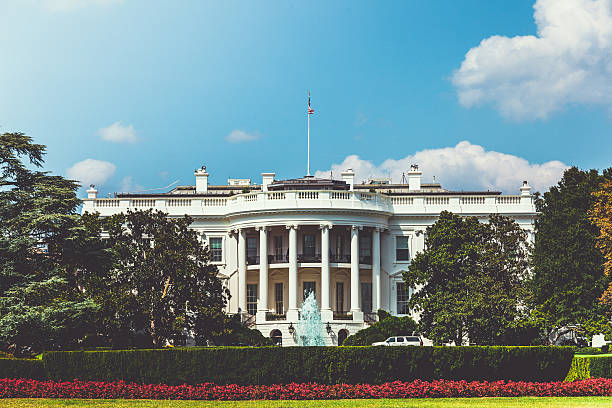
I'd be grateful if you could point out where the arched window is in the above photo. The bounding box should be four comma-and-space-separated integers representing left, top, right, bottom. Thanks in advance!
338, 329, 349, 346
270, 329, 282, 346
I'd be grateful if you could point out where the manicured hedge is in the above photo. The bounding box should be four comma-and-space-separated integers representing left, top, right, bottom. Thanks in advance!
42, 346, 574, 385
574, 347, 610, 355
0, 358, 46, 380
565, 355, 612, 381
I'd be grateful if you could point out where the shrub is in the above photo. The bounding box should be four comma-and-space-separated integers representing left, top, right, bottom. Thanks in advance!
343, 312, 418, 346
2, 378, 612, 399
574, 346, 610, 355
206, 315, 273, 346
565, 355, 612, 381
42, 346, 574, 385
0, 358, 46, 380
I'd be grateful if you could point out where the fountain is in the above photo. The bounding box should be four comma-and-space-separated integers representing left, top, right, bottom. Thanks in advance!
296, 291, 326, 346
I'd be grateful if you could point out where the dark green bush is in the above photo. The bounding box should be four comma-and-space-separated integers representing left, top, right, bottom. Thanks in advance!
43, 346, 573, 385
0, 358, 46, 380
590, 355, 612, 378
574, 347, 610, 355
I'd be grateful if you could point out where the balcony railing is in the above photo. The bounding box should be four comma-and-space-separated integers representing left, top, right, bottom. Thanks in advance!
331, 254, 350, 263
269, 254, 288, 264
265, 312, 286, 321
298, 253, 321, 263
84, 190, 534, 219
333, 311, 353, 320
246, 253, 370, 264
247, 256, 259, 265
359, 255, 372, 264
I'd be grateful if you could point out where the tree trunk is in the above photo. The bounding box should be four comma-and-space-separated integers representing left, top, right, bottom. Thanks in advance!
456, 328, 463, 346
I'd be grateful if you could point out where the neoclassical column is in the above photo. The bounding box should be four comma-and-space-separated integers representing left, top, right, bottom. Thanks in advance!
350, 225, 362, 318
257, 226, 269, 314
237, 228, 247, 314
287, 224, 299, 320
320, 224, 332, 320
372, 227, 381, 314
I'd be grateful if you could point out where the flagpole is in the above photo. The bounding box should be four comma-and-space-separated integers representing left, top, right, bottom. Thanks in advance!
307, 105, 310, 176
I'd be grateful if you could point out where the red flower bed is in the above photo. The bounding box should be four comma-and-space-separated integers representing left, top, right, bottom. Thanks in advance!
1, 378, 612, 400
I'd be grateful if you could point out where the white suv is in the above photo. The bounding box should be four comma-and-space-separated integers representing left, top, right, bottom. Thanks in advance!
372, 336, 423, 346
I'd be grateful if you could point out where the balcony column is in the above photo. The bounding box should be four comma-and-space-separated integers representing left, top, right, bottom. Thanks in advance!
287, 224, 299, 321
350, 225, 363, 321
320, 223, 333, 322
372, 227, 381, 314
237, 228, 247, 314
256, 226, 268, 323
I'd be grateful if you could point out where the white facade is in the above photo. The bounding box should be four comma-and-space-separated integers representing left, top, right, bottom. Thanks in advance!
82, 167, 537, 346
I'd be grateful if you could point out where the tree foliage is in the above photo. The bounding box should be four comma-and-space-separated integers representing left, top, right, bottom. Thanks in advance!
590, 179, 612, 313
404, 211, 531, 345
81, 209, 229, 347
0, 133, 100, 356
530, 167, 612, 329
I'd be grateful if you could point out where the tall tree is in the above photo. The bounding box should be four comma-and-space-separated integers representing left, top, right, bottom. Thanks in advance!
590, 180, 612, 313
0, 133, 99, 356
404, 211, 530, 345
530, 167, 612, 329
81, 209, 229, 347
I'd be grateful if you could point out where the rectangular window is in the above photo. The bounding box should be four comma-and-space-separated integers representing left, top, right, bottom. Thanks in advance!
247, 284, 258, 315
275, 282, 284, 313
396, 282, 410, 315
361, 282, 372, 313
336, 282, 344, 312
360, 235, 372, 263
303, 281, 316, 300
274, 236, 283, 261
303, 234, 315, 257
247, 237, 258, 264
209, 237, 223, 262
396, 236, 410, 261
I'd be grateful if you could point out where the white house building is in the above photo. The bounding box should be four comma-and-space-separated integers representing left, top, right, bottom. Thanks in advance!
82, 165, 537, 346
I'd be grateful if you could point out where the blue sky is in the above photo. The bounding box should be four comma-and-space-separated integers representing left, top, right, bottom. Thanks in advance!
1, 0, 611, 195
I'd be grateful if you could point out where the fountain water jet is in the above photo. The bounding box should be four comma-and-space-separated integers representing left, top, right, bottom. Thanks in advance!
296, 291, 326, 346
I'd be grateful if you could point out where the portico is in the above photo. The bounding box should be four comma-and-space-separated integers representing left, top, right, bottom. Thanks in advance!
235, 223, 383, 325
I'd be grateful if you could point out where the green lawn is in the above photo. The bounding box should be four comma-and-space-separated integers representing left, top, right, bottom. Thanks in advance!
1, 398, 612, 408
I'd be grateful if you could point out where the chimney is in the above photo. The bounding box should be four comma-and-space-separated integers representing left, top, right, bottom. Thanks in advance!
86, 184, 98, 199
262, 173, 275, 192
520, 180, 532, 196
195, 165, 209, 193
341, 168, 355, 191
408, 164, 422, 191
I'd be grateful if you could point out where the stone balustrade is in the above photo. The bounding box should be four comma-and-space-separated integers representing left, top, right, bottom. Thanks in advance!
82, 190, 534, 217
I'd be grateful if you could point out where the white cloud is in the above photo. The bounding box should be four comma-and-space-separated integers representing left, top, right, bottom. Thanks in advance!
119, 176, 134, 193
44, 0, 123, 12
314, 141, 568, 193
225, 129, 260, 143
66, 158, 116, 188
452, 0, 612, 120
98, 122, 139, 143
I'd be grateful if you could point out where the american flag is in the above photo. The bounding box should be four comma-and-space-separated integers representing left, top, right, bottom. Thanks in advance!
308, 92, 314, 115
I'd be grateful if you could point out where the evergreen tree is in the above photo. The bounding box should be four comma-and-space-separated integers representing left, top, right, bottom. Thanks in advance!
530, 167, 612, 329
0, 133, 98, 356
